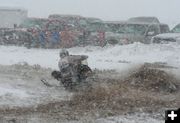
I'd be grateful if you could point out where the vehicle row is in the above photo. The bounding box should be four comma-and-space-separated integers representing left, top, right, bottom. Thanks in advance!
0, 16, 179, 48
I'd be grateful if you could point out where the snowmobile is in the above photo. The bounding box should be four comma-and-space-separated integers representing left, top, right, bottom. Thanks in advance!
51, 55, 93, 91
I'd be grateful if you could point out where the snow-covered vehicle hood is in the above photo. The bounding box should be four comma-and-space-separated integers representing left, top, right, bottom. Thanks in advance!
152, 33, 180, 43
154, 33, 180, 39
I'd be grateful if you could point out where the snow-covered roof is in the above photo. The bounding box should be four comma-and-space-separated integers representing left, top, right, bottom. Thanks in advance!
104, 21, 166, 26
0, 6, 27, 12
128, 16, 160, 24
48, 14, 83, 19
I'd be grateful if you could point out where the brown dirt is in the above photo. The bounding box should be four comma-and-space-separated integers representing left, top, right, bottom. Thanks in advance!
124, 64, 179, 93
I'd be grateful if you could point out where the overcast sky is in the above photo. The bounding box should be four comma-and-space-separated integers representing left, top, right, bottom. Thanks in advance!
1, 0, 180, 27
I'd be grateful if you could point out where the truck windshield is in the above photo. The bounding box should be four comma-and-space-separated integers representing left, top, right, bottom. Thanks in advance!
171, 24, 180, 33
20, 18, 47, 29
107, 24, 147, 35
86, 22, 106, 32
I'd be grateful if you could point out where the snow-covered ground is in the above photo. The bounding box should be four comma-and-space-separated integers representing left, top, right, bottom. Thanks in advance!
87, 113, 164, 123
2, 113, 164, 123
0, 42, 180, 106
0, 64, 71, 108
0, 43, 179, 123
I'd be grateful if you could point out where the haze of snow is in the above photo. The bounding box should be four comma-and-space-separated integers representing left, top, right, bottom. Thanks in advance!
0, 43, 180, 107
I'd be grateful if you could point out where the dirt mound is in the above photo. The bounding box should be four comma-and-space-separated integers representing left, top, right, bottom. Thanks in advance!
125, 64, 179, 93
68, 65, 180, 116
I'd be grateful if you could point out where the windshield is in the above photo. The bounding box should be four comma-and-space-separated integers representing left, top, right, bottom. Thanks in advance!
86, 22, 106, 32
107, 23, 147, 35
20, 18, 47, 29
171, 24, 180, 33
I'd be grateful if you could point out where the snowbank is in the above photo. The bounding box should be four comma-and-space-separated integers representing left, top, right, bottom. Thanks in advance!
0, 43, 180, 71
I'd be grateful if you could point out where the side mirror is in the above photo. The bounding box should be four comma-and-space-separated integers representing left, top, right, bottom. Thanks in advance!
147, 31, 155, 36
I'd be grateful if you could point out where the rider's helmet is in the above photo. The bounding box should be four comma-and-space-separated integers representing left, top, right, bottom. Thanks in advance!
60, 49, 69, 58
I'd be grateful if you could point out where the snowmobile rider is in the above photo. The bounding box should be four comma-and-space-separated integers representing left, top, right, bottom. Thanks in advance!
58, 49, 88, 83
58, 49, 88, 71
58, 49, 71, 72
51, 49, 92, 90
